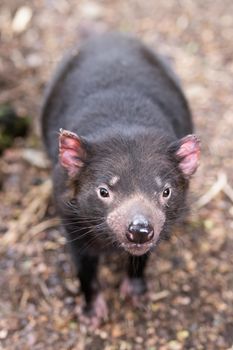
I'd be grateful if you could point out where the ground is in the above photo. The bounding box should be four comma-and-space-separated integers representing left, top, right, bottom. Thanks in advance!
0, 1, 233, 349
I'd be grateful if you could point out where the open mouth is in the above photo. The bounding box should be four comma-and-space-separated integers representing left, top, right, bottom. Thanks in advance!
120, 242, 154, 256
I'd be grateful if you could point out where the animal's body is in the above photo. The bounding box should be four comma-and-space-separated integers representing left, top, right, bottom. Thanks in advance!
41, 33, 200, 325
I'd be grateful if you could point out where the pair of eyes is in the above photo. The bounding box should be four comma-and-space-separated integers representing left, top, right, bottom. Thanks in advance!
98, 186, 172, 199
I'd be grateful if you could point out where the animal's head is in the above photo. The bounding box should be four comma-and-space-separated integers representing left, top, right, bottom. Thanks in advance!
59, 128, 200, 255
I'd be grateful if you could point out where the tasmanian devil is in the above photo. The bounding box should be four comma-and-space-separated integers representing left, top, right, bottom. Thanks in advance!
41, 33, 200, 325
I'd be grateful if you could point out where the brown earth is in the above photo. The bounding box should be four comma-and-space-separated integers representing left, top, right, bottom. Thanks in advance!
0, 1, 233, 349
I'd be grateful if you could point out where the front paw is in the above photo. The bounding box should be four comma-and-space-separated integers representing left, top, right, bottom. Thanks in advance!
81, 293, 108, 329
120, 277, 147, 301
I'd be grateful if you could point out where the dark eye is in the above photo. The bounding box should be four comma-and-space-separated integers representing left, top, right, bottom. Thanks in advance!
163, 187, 171, 198
99, 187, 109, 198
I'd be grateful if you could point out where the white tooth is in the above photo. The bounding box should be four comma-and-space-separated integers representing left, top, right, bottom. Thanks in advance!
137, 244, 141, 248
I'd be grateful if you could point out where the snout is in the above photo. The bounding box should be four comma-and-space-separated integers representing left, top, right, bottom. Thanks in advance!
106, 194, 165, 256
126, 215, 154, 244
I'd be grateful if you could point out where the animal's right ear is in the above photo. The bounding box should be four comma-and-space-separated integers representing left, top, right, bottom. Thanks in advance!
59, 129, 87, 177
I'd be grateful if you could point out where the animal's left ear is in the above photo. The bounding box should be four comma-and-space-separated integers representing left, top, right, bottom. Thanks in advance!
168, 135, 201, 177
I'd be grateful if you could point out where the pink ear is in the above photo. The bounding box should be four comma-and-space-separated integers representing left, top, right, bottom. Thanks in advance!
176, 135, 200, 177
59, 129, 86, 177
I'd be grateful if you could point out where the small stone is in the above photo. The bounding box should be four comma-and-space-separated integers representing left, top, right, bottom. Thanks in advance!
204, 219, 214, 230
136, 336, 143, 343
64, 279, 78, 294
0, 329, 8, 339
182, 284, 191, 292
168, 340, 182, 350
111, 324, 123, 338
177, 330, 189, 341
12, 6, 32, 33
95, 329, 108, 339
151, 303, 160, 312
176, 16, 189, 30
80, 2, 103, 20
175, 296, 191, 305
69, 321, 78, 330
26, 53, 42, 68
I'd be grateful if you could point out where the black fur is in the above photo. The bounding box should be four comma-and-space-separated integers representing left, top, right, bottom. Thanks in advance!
41, 33, 193, 318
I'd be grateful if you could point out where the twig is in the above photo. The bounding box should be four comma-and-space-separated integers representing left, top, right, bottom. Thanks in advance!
195, 172, 227, 209
19, 289, 30, 310
150, 290, 170, 302
27, 217, 60, 240
2, 179, 52, 245
223, 183, 233, 203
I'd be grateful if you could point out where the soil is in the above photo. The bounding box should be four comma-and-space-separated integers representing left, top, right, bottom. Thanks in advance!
0, 1, 233, 349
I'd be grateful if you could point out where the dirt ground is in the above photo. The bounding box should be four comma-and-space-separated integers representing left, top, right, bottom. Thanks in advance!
0, 1, 233, 349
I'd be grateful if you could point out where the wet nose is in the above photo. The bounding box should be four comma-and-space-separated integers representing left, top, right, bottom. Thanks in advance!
126, 216, 154, 244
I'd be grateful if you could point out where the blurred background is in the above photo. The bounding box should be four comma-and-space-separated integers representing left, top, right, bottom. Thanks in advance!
0, 1, 233, 349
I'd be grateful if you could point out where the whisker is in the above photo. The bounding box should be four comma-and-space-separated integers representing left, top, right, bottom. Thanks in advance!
60, 212, 105, 223
65, 222, 106, 244
61, 218, 104, 228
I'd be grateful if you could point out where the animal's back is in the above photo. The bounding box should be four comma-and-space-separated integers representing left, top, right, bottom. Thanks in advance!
41, 33, 192, 162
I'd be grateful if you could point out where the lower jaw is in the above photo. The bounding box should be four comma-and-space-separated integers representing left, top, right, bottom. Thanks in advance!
121, 242, 154, 256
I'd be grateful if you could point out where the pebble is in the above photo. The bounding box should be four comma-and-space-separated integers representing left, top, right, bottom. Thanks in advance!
12, 6, 32, 33
168, 340, 182, 350
79, 2, 103, 20
0, 329, 8, 339
177, 330, 189, 341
